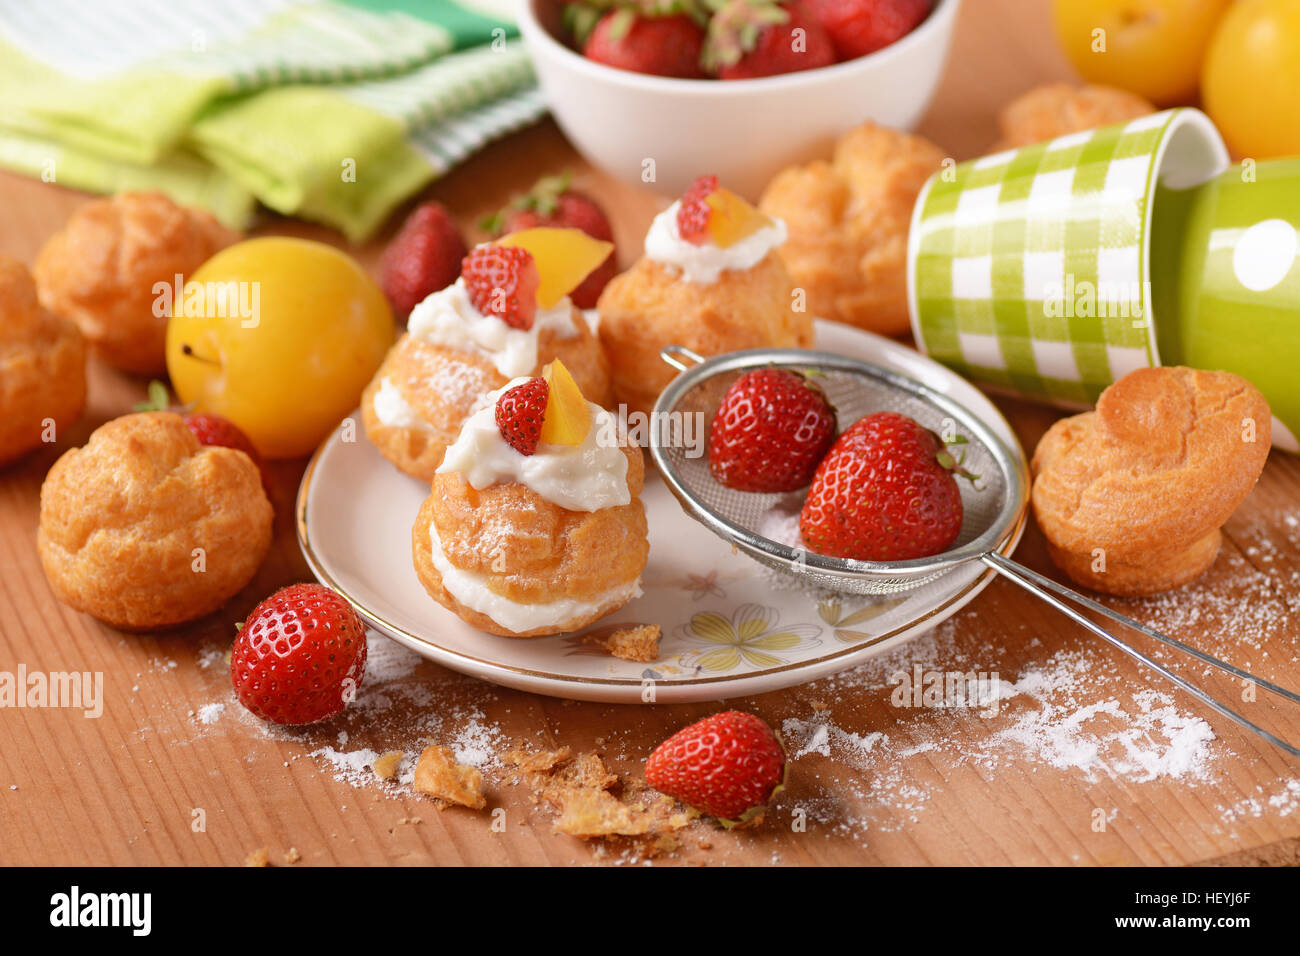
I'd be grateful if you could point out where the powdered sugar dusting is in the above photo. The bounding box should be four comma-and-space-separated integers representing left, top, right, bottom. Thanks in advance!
777, 605, 1232, 835
423, 357, 495, 414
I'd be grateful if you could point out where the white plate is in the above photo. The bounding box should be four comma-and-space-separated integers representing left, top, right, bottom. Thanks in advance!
297, 320, 1027, 703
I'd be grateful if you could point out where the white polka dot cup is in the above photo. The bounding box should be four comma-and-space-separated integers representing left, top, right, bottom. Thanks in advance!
907, 109, 1264, 411
1150, 155, 1300, 451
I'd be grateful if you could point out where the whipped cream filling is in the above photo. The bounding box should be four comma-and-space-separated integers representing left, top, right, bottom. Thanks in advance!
373, 377, 432, 431
644, 199, 787, 284
427, 519, 642, 634
438, 380, 630, 512
407, 278, 577, 379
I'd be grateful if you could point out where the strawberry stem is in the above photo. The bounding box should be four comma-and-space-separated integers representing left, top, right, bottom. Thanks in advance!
133, 379, 173, 413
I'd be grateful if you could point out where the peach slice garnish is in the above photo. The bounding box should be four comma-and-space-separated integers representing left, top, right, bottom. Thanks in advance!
704, 188, 773, 249
539, 358, 590, 446
495, 227, 614, 309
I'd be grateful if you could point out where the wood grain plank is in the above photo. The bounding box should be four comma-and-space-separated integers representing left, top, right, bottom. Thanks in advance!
2, 0, 1298, 867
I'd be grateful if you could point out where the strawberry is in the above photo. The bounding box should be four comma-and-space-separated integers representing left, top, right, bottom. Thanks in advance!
583, 11, 707, 78
676, 174, 718, 245
381, 201, 469, 321
805, 0, 931, 61
183, 412, 273, 493
800, 411, 971, 561
184, 412, 259, 461
645, 711, 786, 824
461, 245, 540, 331
231, 583, 368, 726
706, 1, 836, 79
708, 368, 837, 492
495, 377, 549, 456
482, 172, 617, 308
134, 382, 272, 492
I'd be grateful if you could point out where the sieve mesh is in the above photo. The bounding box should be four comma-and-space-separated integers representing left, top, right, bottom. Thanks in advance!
650, 349, 1029, 596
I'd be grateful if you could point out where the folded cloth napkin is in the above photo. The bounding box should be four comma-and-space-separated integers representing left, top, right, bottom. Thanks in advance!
0, 0, 547, 240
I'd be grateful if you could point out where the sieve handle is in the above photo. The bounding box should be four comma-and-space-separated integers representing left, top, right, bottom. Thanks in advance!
660, 345, 707, 373
982, 552, 1300, 759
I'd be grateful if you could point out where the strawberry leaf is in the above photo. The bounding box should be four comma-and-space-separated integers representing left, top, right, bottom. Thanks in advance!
134, 379, 172, 413
478, 210, 506, 235
563, 2, 604, 47
607, 6, 637, 41
702, 0, 791, 71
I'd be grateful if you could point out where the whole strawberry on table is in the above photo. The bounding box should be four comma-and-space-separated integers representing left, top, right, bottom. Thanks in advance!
232, 583, 369, 726
563, 0, 932, 80
645, 710, 786, 826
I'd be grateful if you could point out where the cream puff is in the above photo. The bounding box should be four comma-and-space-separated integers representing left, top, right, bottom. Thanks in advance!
992, 83, 1156, 151
412, 361, 648, 638
598, 176, 812, 418
38, 412, 273, 630
33, 191, 237, 376
362, 228, 613, 482
0, 257, 85, 467
759, 123, 945, 337
1031, 367, 1271, 596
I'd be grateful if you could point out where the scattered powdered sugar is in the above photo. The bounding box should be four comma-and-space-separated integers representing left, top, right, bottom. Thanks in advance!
311, 704, 507, 792
1219, 778, 1300, 823
988, 666, 1216, 782
362, 633, 422, 684
779, 610, 1229, 833
312, 745, 385, 787
304, 632, 510, 791
444, 713, 506, 768
196, 645, 226, 671
1116, 547, 1294, 663
196, 703, 224, 725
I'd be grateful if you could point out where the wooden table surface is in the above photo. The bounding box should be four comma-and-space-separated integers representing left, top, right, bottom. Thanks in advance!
2, 0, 1298, 867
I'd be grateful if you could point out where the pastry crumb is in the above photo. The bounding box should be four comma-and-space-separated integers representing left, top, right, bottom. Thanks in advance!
581, 624, 662, 662
244, 847, 271, 867
511, 748, 699, 859
503, 746, 572, 774
413, 745, 486, 810
372, 750, 403, 780
283, 847, 301, 865
554, 787, 652, 838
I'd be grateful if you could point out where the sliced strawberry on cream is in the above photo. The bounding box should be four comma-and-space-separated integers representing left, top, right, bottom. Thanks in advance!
439, 361, 628, 512
407, 228, 613, 379
646, 176, 787, 284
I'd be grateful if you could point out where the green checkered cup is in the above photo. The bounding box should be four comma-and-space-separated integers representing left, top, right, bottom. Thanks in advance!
907, 108, 1228, 409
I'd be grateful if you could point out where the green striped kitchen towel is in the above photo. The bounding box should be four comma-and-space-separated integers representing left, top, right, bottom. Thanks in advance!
0, 0, 547, 240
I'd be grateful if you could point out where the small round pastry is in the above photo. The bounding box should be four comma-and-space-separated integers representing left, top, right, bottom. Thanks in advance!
33, 191, 237, 375
38, 412, 273, 630
598, 178, 811, 417
412, 366, 648, 638
362, 230, 614, 482
0, 257, 86, 467
991, 83, 1156, 151
758, 123, 944, 337
1031, 367, 1271, 597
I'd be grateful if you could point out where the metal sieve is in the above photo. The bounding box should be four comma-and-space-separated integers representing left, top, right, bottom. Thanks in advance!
650, 346, 1300, 758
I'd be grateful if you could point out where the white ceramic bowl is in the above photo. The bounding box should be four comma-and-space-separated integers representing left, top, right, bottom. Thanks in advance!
517, 0, 961, 198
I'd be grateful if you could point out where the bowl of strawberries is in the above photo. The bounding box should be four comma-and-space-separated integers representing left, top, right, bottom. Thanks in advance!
517, 0, 960, 197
